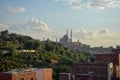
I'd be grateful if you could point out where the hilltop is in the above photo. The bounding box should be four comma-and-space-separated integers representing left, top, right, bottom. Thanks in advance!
0, 30, 95, 80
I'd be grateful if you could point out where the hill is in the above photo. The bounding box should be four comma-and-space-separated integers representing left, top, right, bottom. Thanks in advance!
0, 30, 95, 80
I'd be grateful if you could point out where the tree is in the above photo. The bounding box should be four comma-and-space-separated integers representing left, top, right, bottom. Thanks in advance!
33, 40, 40, 50
24, 40, 34, 49
1, 30, 9, 37
9, 46, 18, 57
0, 30, 9, 40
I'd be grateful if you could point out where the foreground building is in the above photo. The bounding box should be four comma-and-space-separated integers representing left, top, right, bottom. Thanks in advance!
59, 73, 71, 80
0, 68, 52, 80
35, 68, 52, 80
59, 47, 120, 80
73, 62, 112, 80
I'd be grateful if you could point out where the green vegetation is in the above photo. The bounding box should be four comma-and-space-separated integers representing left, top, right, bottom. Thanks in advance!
0, 30, 95, 80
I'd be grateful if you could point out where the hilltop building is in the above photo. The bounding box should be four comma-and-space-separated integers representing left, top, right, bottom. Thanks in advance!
59, 29, 113, 54
60, 29, 72, 43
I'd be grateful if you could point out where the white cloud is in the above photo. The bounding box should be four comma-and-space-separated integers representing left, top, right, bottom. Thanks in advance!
0, 24, 8, 31
76, 29, 97, 39
74, 28, 120, 47
6, 18, 51, 33
70, 5, 82, 9
55, 0, 120, 9
77, 29, 88, 34
27, 18, 51, 32
99, 28, 110, 34
7, 6, 26, 13
0, 18, 51, 39
75, 28, 120, 39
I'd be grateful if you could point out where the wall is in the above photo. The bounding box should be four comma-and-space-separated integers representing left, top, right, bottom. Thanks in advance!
35, 68, 52, 80
96, 53, 120, 65
0, 73, 12, 80
0, 70, 36, 80
73, 63, 110, 80
59, 73, 71, 80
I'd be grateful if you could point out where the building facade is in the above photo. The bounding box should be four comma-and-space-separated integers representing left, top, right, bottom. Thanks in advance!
59, 73, 71, 80
96, 52, 120, 65
35, 68, 52, 80
0, 69, 36, 80
72, 63, 112, 80
0, 68, 52, 80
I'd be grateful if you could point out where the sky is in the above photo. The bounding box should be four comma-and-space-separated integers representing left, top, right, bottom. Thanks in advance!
0, 0, 120, 47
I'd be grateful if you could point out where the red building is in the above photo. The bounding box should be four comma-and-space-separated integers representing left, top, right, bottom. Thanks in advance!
72, 62, 112, 80
35, 68, 52, 80
0, 69, 36, 80
96, 52, 120, 65
0, 68, 52, 80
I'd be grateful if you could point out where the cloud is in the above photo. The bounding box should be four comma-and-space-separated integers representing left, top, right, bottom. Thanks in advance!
74, 28, 120, 47
27, 18, 51, 32
0, 24, 8, 31
77, 29, 88, 34
55, 0, 120, 9
99, 28, 110, 34
7, 6, 26, 13
75, 28, 120, 39
70, 5, 82, 9
76, 29, 97, 39
7, 18, 51, 32
0, 18, 51, 39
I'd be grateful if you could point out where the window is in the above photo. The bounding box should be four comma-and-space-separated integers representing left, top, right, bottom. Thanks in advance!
30, 78, 33, 80
88, 71, 94, 76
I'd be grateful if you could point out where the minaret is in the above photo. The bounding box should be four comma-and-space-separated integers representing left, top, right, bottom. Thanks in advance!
43, 37, 45, 41
66, 28, 68, 36
70, 29, 72, 42
56, 38, 58, 42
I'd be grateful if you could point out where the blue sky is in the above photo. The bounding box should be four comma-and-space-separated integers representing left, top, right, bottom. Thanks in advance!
0, 0, 120, 47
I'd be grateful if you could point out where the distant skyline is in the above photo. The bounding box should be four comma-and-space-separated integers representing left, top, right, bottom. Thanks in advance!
0, 0, 120, 47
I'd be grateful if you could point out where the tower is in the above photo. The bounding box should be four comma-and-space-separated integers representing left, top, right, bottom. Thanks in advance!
66, 28, 68, 36
70, 29, 72, 42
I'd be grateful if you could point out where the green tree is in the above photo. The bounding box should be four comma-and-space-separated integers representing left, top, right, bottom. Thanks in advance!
33, 40, 40, 50
24, 40, 34, 49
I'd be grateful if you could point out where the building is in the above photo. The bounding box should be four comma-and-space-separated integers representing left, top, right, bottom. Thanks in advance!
72, 62, 112, 80
60, 29, 72, 43
35, 68, 52, 80
59, 62, 113, 80
0, 69, 36, 80
59, 73, 71, 80
0, 68, 52, 80
96, 47, 120, 80
59, 47, 120, 80
59, 29, 113, 54
96, 52, 120, 65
